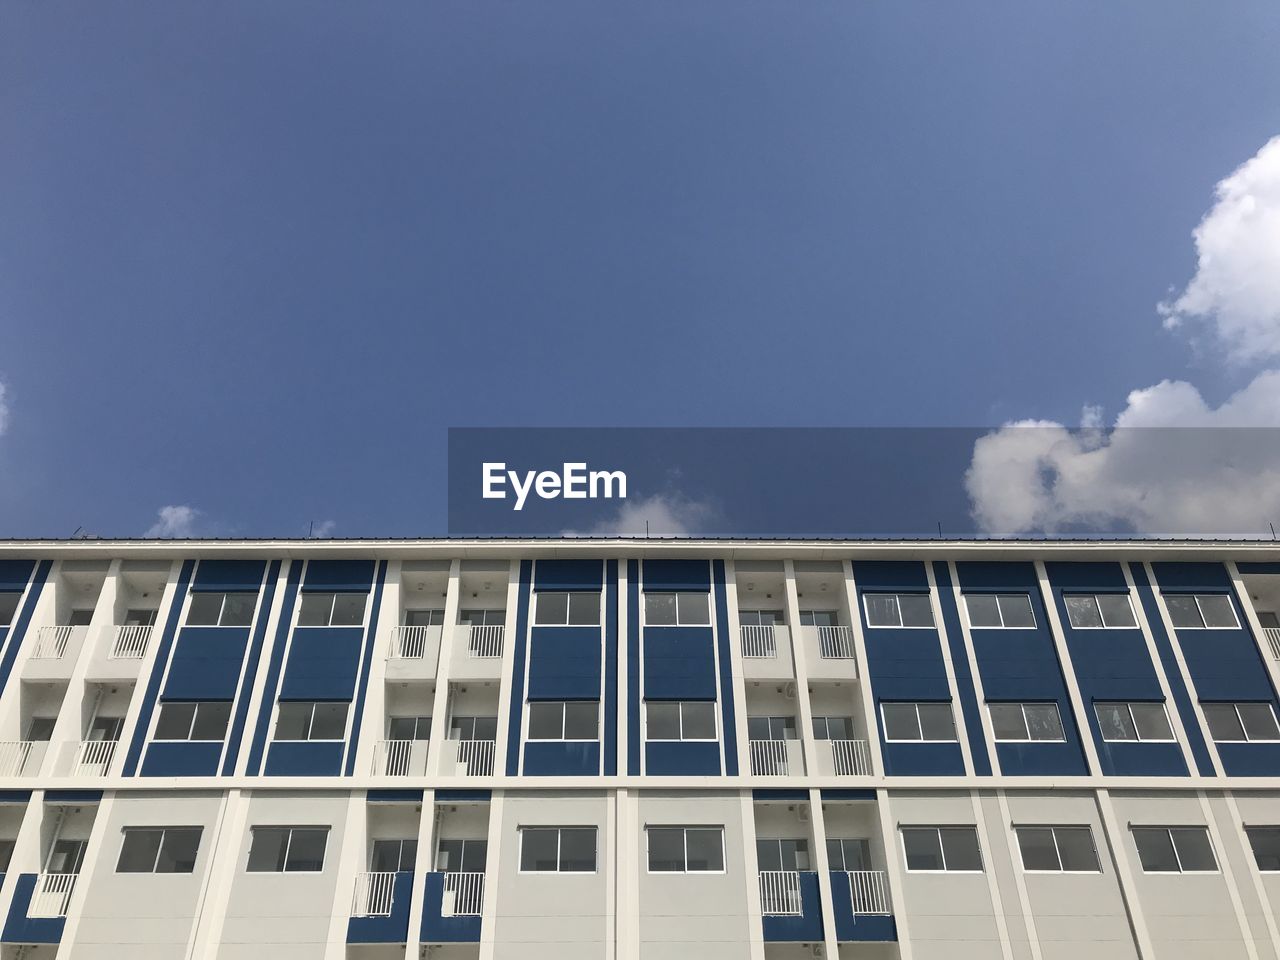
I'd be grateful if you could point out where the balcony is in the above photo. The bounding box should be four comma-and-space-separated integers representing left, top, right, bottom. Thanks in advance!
832, 869, 897, 942
351, 871, 398, 918
371, 739, 429, 777
107, 625, 152, 660
741, 624, 780, 659
1264, 626, 1280, 661
810, 625, 855, 661
758, 870, 824, 941
30, 626, 86, 661
28, 873, 77, 919
824, 738, 873, 776
748, 739, 804, 776
421, 871, 484, 943
442, 871, 484, 917
845, 869, 890, 914
443, 739, 495, 777
64, 740, 118, 777
388, 625, 439, 660
347, 871, 413, 944
0, 741, 46, 777
758, 869, 802, 916
466, 625, 504, 659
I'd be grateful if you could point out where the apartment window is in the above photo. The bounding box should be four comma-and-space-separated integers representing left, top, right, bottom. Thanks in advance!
87, 716, 125, 742
1164, 594, 1239, 629
812, 716, 855, 740
25, 717, 55, 742
1245, 827, 1280, 872
747, 715, 798, 741
47, 839, 88, 874
528, 701, 599, 740
0, 593, 20, 626
1095, 702, 1174, 742
901, 827, 983, 872
154, 701, 232, 741
116, 827, 202, 874
647, 701, 717, 740
644, 592, 711, 626
274, 701, 349, 741
124, 608, 159, 627
403, 609, 445, 627
0, 839, 13, 873
437, 838, 487, 872
882, 702, 957, 742
186, 592, 257, 627
827, 838, 871, 872
800, 610, 840, 627
647, 826, 725, 873
864, 593, 935, 628
1260, 611, 1280, 629
1131, 827, 1217, 873
1015, 826, 1100, 872
964, 593, 1036, 629
1202, 702, 1280, 742
450, 716, 498, 741
756, 838, 810, 871
460, 609, 505, 626
518, 827, 597, 873
387, 716, 431, 740
370, 838, 417, 872
298, 592, 367, 627
247, 826, 329, 872
535, 592, 602, 626
740, 609, 784, 626
989, 703, 1065, 742
1063, 593, 1137, 629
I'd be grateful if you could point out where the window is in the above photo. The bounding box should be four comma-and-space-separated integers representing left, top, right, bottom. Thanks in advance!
1094, 702, 1174, 742
67, 608, 94, 626
154, 701, 232, 741
403, 609, 445, 627
274, 701, 349, 741
87, 716, 124, 741
0, 839, 13, 873
25, 717, 55, 742
756, 838, 810, 871
864, 593, 935, 628
747, 715, 797, 741
826, 837, 871, 872
186, 592, 257, 627
518, 827, 597, 873
881, 702, 957, 742
647, 826, 725, 872
740, 609, 784, 626
449, 716, 498, 741
117, 827, 202, 874
0, 593, 20, 626
901, 827, 983, 872
528, 701, 599, 740
964, 594, 1036, 629
989, 703, 1065, 742
1131, 827, 1217, 873
47, 839, 88, 874
1245, 827, 1280, 872
646, 701, 717, 740
124, 608, 159, 627
460, 609, 505, 626
370, 838, 417, 872
812, 716, 855, 740
644, 592, 711, 626
387, 716, 431, 740
1015, 826, 1100, 872
1164, 594, 1239, 629
799, 609, 839, 627
1259, 611, 1280, 629
1202, 702, 1280, 742
1063, 594, 1137, 629
535, 592, 602, 626
247, 826, 329, 872
298, 592, 367, 627
436, 838, 487, 872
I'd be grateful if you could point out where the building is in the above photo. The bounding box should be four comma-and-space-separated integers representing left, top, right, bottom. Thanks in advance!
0, 538, 1278, 960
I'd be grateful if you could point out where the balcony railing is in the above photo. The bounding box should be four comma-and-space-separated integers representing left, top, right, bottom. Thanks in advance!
758, 870, 803, 916
467, 624, 504, 659
372, 739, 429, 776
1264, 626, 1280, 661
846, 870, 891, 915
0, 740, 42, 777
28, 873, 77, 918
30, 625, 87, 660
748, 739, 799, 777
351, 871, 397, 918
740, 625, 778, 659
69, 739, 118, 777
828, 738, 873, 776
388, 625, 436, 659
442, 871, 485, 917
109, 625, 153, 660
450, 738, 496, 776
813, 625, 856, 660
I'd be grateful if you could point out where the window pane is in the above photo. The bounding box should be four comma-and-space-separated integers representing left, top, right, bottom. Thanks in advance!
685, 828, 724, 871
940, 828, 983, 871
882, 703, 921, 741
459, 839, 486, 873
1246, 827, 1280, 871
1095, 703, 1137, 741
646, 702, 681, 740
220, 593, 257, 627
1130, 703, 1173, 741
371, 839, 403, 872
647, 828, 686, 871
535, 593, 568, 625
310, 702, 349, 740
680, 702, 717, 740
1064, 595, 1103, 629
274, 702, 312, 740
435, 839, 464, 872
156, 828, 201, 873
191, 701, 232, 741
1096, 594, 1136, 628
558, 828, 597, 871
297, 593, 332, 627
1164, 595, 1203, 628
527, 702, 564, 740
521, 829, 560, 871
645, 594, 677, 625
154, 702, 196, 740
779, 838, 809, 871
1170, 828, 1216, 871
567, 593, 601, 625
677, 592, 709, 625
1024, 704, 1064, 741
564, 701, 599, 739
1016, 827, 1059, 870
756, 839, 783, 871
472, 717, 498, 740
816, 716, 852, 740
1203, 703, 1246, 741
0, 593, 20, 626
1238, 703, 1280, 741
404, 609, 442, 627
1132, 828, 1179, 872
247, 828, 290, 872
989, 704, 1028, 741
804, 610, 838, 627
0, 840, 13, 873
117, 829, 162, 873
865, 595, 900, 627
998, 595, 1036, 628
1197, 595, 1237, 628
918, 703, 956, 741
331, 594, 367, 626
284, 828, 328, 872
388, 717, 417, 740
902, 829, 945, 871
965, 595, 1001, 628
1054, 827, 1100, 872
186, 593, 223, 626
898, 594, 935, 627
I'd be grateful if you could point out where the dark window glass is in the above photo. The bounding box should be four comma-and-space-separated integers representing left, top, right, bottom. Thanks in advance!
1024, 704, 1065, 741
1198, 595, 1238, 628
1016, 827, 1059, 870
898, 594, 935, 627
331, 594, 366, 626
1095, 703, 1137, 741
882, 703, 921, 741
191, 702, 232, 741
246, 828, 290, 872
25, 717, 55, 741
563, 701, 599, 739
309, 703, 349, 740
940, 828, 983, 871
1132, 828, 1181, 872
902, 829, 945, 871
154, 702, 196, 740
676, 592, 709, 625
520, 828, 560, 871
647, 827, 686, 872
1203, 703, 1247, 741
185, 593, 224, 626
1170, 828, 1217, 871
274, 702, 312, 740
680, 702, 717, 739
528, 702, 564, 740
1238, 703, 1280, 740
1130, 703, 1174, 741
1246, 827, 1280, 872
918, 703, 956, 741
558, 828, 597, 871
685, 828, 723, 871
0, 593, 20, 626
1096, 594, 1136, 628
535, 592, 569, 625
644, 594, 677, 625
297, 594, 332, 626
998, 594, 1036, 628
568, 592, 601, 625
864, 594, 899, 627
0, 839, 13, 873
1165, 595, 1203, 628
156, 828, 202, 873
283, 828, 328, 871
826, 838, 869, 871
965, 594, 1001, 628
1055, 827, 1100, 871
220, 593, 257, 627
990, 704, 1028, 740
646, 702, 680, 740
117, 829, 163, 873
1064, 595, 1103, 629
403, 609, 444, 627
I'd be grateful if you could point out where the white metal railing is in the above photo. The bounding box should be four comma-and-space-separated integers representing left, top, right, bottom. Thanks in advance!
758, 870, 803, 916
109, 625, 153, 660
454, 739, 496, 776
442, 871, 485, 917
1265, 627, 1280, 661
814, 625, 856, 660
388, 625, 434, 659
847, 870, 891, 915
31, 626, 87, 660
829, 739, 873, 776
467, 624, 504, 659
749, 739, 796, 776
0, 741, 39, 777
70, 739, 117, 776
741, 625, 778, 659
372, 739, 429, 776
351, 871, 397, 918
28, 873, 77, 918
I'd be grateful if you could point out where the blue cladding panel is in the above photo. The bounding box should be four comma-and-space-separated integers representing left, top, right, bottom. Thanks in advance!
0, 792, 32, 804
221, 559, 281, 775
279, 628, 364, 700
1043, 562, 1129, 591
504, 561, 533, 776
1151, 561, 1234, 593
1238, 562, 1280, 575
0, 561, 34, 592
344, 560, 387, 776
820, 790, 877, 801
753, 789, 808, 800
264, 741, 344, 776
246, 560, 302, 775
642, 559, 710, 592
994, 741, 1088, 775
44, 790, 102, 803
713, 560, 738, 775
861, 628, 950, 702
955, 561, 1038, 593
191, 559, 266, 592
933, 562, 990, 776
1096, 740, 1188, 777
534, 559, 604, 591
522, 741, 600, 776
0, 560, 51, 699
762, 872, 824, 942
162, 627, 252, 700
645, 741, 721, 775
302, 559, 375, 592
627, 560, 641, 775
603, 560, 618, 776
2, 874, 64, 944
369, 789, 425, 802
1176, 630, 1277, 701
527, 628, 602, 700
831, 873, 898, 941
1216, 742, 1280, 776
852, 560, 929, 593
643, 627, 717, 700
436, 790, 491, 801
347, 872, 412, 943
140, 742, 223, 777
422, 872, 482, 942
880, 741, 966, 776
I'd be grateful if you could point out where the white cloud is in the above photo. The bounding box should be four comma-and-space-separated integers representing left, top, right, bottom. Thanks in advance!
310, 520, 337, 538
563, 493, 714, 537
146, 505, 202, 538
0, 381, 9, 436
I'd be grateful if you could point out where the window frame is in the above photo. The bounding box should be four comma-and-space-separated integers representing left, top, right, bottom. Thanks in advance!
645, 700, 718, 742
516, 826, 598, 874
526, 700, 600, 741
1093, 701, 1176, 743
297, 591, 368, 628
0, 592, 22, 627
245, 826, 330, 873
900, 826, 984, 873
1201, 701, 1280, 743
987, 702, 1066, 743
153, 700, 233, 742
272, 701, 350, 742
1062, 593, 1137, 630
1163, 593, 1240, 630
1014, 825, 1101, 874
643, 591, 712, 627
1130, 826, 1219, 874
186, 591, 259, 627
533, 591, 603, 627
115, 826, 203, 874
963, 593, 1037, 629
645, 825, 726, 874
1245, 826, 1280, 872
863, 593, 936, 629
880, 701, 958, 743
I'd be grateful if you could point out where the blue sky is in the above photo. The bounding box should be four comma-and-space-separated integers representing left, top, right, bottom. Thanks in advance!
4, 2, 1280, 538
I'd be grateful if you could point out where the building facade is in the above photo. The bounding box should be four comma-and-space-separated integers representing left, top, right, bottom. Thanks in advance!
0, 538, 1277, 960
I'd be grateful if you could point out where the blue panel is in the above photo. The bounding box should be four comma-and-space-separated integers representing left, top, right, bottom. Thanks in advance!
140, 742, 222, 777
123, 560, 195, 776
934, 562, 990, 776
0, 560, 51, 699
880, 742, 966, 776
642, 559, 710, 592
0, 561, 34, 592
162, 627, 251, 700
1215, 742, 1280, 776
820, 789, 877, 801
1176, 631, 1277, 701
1095, 740, 1188, 777
436, 790, 491, 802
347, 871, 412, 943
0, 792, 31, 804
527, 628, 601, 700
522, 741, 600, 776
279, 627, 364, 700
344, 560, 388, 776
994, 741, 1088, 776
852, 560, 929, 592
1043, 561, 1129, 591
247, 561, 302, 775
534, 559, 604, 591
603, 560, 618, 777
221, 559, 281, 775
302, 559, 375, 592
369, 789, 424, 802
421, 872, 483, 942
1238, 562, 1280, 575
643, 627, 717, 700
955, 560, 1039, 593
191, 559, 266, 592
762, 872, 824, 941
44, 790, 102, 803
504, 561, 533, 776
2, 874, 64, 944
264, 741, 344, 776
627, 560, 641, 775
713, 560, 739, 775
753, 789, 808, 800
1151, 561, 1233, 593
645, 741, 721, 775
831, 873, 898, 941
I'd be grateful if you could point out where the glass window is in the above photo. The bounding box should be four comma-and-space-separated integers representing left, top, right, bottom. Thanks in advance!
1095, 702, 1173, 742
965, 594, 1001, 628
519, 827, 597, 873
298, 592, 366, 627
535, 592, 602, 626
965, 594, 1035, 628
246, 827, 329, 872
0, 593, 20, 626
989, 703, 1064, 742
274, 701, 349, 741
528, 701, 598, 740
643, 593, 676, 625
1245, 827, 1280, 872
387, 716, 431, 740
436, 838, 487, 872
187, 592, 258, 627
26, 717, 55, 741
185, 593, 224, 626
643, 592, 710, 625
450, 716, 498, 741
403, 609, 445, 627
812, 716, 854, 740
1132, 826, 1217, 873
154, 702, 196, 740
155, 701, 231, 741
646, 701, 716, 740
902, 827, 982, 872
740, 609, 785, 626
865, 594, 934, 628
747, 715, 797, 741
116, 829, 163, 873
370, 838, 417, 872
1065, 594, 1136, 629
800, 610, 839, 627
676, 592, 710, 625
647, 826, 724, 872
826, 838, 870, 872
1203, 702, 1280, 742
1165, 594, 1239, 630
48, 839, 87, 874
1015, 826, 1099, 872
0, 839, 13, 873
756, 838, 810, 871
535, 592, 569, 625
883, 702, 956, 741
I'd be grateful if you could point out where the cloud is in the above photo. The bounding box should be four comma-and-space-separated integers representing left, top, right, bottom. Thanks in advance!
0, 380, 9, 436
146, 505, 202, 538
309, 519, 337, 537
562, 493, 715, 537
